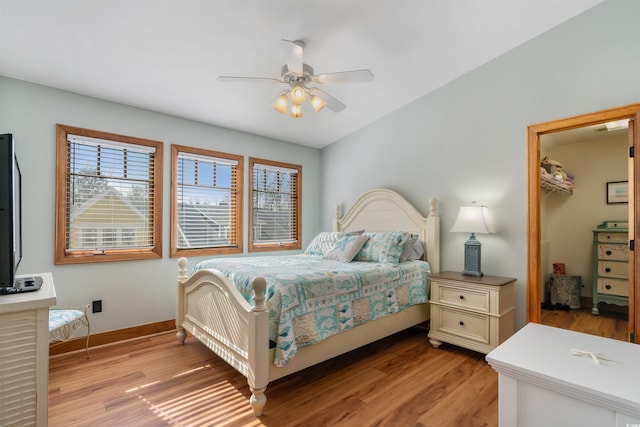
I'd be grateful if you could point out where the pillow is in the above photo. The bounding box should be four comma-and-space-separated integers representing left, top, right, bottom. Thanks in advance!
304, 230, 365, 256
353, 231, 409, 264
399, 234, 425, 262
322, 234, 369, 262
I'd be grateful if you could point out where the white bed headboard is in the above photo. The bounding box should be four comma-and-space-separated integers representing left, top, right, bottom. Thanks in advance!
333, 188, 440, 273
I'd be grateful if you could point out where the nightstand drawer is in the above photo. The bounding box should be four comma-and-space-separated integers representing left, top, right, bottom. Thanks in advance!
597, 260, 628, 279
597, 278, 628, 297
597, 244, 628, 261
596, 232, 628, 243
435, 306, 489, 344
433, 283, 489, 312
428, 272, 515, 354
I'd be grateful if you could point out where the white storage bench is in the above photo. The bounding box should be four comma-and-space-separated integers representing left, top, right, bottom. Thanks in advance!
486, 323, 640, 427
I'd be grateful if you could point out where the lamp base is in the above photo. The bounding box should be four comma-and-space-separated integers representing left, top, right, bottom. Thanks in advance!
462, 233, 483, 277
462, 269, 484, 277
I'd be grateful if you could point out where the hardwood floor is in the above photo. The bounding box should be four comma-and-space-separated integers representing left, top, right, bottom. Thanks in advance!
49, 327, 498, 427
541, 304, 628, 341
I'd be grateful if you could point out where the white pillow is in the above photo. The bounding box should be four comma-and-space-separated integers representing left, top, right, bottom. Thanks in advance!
323, 234, 370, 262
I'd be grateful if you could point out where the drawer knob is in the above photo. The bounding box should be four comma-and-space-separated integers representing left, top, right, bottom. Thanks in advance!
459, 295, 464, 300
459, 321, 465, 326
606, 250, 612, 256
606, 285, 612, 290
605, 267, 611, 273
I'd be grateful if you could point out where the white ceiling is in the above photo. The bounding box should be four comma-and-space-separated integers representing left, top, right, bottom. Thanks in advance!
0, 0, 605, 149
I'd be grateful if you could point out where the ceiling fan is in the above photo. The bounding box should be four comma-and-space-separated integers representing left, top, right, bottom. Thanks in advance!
217, 39, 374, 118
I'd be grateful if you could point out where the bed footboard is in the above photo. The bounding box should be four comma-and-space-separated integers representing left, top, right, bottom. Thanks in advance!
176, 258, 270, 416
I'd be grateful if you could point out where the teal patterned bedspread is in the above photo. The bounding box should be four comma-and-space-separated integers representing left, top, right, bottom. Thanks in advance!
194, 255, 431, 367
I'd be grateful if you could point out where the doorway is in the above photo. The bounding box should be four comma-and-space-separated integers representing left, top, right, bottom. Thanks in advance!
527, 103, 640, 343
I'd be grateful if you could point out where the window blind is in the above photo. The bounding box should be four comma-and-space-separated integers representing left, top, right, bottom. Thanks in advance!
251, 162, 299, 244
176, 151, 240, 249
65, 135, 156, 252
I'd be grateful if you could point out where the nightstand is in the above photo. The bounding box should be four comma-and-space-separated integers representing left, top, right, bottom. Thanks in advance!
428, 271, 515, 354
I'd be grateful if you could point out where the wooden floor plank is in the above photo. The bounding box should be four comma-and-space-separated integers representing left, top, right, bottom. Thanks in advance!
417, 352, 498, 427
541, 305, 627, 341
49, 328, 498, 426
49, 307, 625, 426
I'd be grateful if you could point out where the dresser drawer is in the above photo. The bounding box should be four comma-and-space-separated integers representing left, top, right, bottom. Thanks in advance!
596, 232, 628, 243
432, 282, 490, 312
597, 277, 629, 297
597, 261, 628, 279
434, 306, 489, 344
597, 243, 628, 261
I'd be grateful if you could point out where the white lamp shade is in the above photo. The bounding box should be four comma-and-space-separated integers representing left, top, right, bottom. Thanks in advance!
450, 205, 495, 234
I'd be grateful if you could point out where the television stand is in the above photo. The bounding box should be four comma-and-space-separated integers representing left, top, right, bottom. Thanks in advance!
0, 272, 56, 426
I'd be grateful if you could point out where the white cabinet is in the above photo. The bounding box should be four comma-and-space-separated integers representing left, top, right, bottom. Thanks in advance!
0, 273, 56, 427
487, 323, 640, 426
428, 271, 515, 354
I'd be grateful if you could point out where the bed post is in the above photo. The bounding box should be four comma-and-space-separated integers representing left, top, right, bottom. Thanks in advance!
176, 257, 188, 345
332, 204, 342, 232
425, 198, 440, 273
248, 276, 269, 416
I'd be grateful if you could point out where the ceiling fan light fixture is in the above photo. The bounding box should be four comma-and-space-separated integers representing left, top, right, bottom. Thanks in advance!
273, 95, 288, 114
289, 85, 307, 104
219, 39, 374, 119
310, 95, 326, 112
289, 103, 303, 118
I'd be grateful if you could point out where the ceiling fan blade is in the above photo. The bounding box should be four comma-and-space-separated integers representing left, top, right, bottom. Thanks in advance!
315, 69, 374, 84
309, 88, 346, 112
282, 39, 304, 75
217, 76, 283, 84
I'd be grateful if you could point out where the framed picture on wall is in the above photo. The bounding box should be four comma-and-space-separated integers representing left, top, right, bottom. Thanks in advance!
606, 181, 628, 204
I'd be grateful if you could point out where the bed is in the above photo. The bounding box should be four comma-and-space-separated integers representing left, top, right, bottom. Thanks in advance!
176, 188, 440, 416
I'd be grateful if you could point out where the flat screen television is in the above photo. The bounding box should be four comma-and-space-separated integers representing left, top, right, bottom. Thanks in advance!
0, 133, 22, 288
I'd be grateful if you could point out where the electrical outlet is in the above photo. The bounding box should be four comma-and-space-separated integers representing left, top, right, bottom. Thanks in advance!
92, 300, 102, 313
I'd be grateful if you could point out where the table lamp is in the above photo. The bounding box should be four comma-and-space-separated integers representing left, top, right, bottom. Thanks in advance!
450, 202, 495, 277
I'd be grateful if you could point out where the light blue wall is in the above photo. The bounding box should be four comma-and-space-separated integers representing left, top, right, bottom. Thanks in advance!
321, 0, 640, 329
2, 0, 638, 335
0, 77, 322, 334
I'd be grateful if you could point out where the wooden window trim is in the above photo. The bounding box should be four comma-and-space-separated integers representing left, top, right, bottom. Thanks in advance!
170, 144, 244, 258
249, 157, 302, 252
55, 124, 163, 264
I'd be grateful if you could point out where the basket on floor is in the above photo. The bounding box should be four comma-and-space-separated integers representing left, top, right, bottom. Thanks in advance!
548, 274, 582, 309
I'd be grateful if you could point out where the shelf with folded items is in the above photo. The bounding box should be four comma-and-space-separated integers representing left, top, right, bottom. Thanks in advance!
541, 174, 573, 195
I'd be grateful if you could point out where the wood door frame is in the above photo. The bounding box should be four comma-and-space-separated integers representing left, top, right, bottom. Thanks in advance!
527, 103, 640, 343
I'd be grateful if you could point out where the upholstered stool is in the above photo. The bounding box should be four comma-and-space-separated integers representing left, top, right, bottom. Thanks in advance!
49, 304, 91, 358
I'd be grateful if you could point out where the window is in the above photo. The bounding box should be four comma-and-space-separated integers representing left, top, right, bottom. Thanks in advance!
171, 145, 243, 257
249, 157, 301, 252
55, 124, 163, 264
